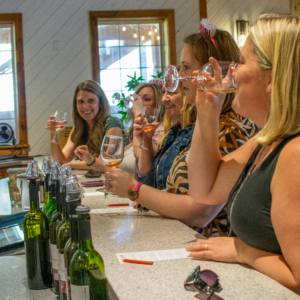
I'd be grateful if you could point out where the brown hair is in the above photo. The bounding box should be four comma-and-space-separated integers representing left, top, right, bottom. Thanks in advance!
184, 29, 240, 114
70, 80, 110, 155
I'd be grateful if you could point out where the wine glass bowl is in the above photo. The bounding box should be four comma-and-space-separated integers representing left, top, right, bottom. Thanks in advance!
111, 93, 138, 109
164, 61, 237, 94
100, 135, 124, 168
134, 106, 158, 150
51, 110, 68, 144
100, 135, 124, 197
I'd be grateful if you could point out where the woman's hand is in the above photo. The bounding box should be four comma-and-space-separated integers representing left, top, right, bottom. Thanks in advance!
186, 237, 241, 263
128, 94, 143, 118
74, 145, 94, 165
45, 115, 67, 134
104, 168, 137, 198
133, 112, 160, 145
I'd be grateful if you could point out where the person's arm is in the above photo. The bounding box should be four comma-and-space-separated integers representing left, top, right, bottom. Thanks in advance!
104, 167, 224, 228
187, 139, 300, 294
188, 80, 257, 205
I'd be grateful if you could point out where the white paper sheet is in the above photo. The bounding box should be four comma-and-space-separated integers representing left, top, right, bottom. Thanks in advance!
84, 192, 105, 196
116, 248, 191, 264
90, 207, 135, 214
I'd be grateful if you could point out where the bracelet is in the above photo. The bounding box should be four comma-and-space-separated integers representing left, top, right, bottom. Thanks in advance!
86, 156, 96, 166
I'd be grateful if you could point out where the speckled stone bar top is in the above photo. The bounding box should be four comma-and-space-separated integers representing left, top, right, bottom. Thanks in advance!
80, 176, 298, 300
0, 173, 297, 299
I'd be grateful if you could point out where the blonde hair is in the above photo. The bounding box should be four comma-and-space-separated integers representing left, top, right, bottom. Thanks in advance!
70, 80, 110, 155
127, 83, 165, 142
184, 30, 240, 114
250, 14, 300, 145
158, 81, 196, 147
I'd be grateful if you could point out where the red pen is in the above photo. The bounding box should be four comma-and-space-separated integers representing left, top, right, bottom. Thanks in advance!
108, 203, 129, 207
122, 258, 153, 265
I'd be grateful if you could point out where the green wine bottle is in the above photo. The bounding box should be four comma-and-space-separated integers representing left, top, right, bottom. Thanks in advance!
24, 162, 52, 290
56, 166, 72, 300
70, 205, 108, 300
41, 156, 51, 213
49, 162, 62, 295
45, 161, 61, 220
64, 178, 82, 300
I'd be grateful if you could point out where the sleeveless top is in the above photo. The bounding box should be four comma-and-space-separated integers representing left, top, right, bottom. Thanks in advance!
227, 134, 300, 255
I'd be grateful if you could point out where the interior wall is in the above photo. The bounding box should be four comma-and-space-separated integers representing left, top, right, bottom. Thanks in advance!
0, 0, 290, 155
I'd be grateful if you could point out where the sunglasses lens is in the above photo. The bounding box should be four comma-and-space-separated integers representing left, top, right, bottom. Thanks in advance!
184, 283, 199, 292
199, 270, 218, 287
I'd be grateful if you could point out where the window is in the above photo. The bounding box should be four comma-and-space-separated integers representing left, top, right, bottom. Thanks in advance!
90, 10, 176, 107
0, 14, 28, 155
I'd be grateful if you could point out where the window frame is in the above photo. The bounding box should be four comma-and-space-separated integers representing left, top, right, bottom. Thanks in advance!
0, 14, 28, 156
89, 10, 176, 84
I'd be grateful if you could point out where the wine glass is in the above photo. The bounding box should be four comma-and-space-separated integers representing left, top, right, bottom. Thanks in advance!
100, 135, 124, 196
51, 110, 68, 144
164, 61, 237, 94
135, 106, 157, 151
111, 93, 139, 109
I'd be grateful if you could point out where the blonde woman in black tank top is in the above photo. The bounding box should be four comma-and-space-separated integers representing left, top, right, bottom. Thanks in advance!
187, 14, 300, 294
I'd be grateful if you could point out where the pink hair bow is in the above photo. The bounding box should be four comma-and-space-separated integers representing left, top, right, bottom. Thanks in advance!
199, 19, 217, 47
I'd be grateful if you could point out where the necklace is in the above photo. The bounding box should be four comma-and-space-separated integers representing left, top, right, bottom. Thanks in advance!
229, 145, 266, 218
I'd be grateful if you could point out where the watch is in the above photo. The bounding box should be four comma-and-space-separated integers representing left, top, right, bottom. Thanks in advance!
128, 182, 143, 201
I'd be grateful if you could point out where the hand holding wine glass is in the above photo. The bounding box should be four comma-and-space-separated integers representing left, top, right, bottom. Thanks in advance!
101, 135, 124, 195
134, 106, 158, 150
50, 110, 68, 144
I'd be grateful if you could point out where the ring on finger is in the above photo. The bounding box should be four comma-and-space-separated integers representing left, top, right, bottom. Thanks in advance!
205, 244, 208, 251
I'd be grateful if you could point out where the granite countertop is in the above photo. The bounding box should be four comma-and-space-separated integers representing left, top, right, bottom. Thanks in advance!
0, 172, 298, 299
81, 188, 298, 300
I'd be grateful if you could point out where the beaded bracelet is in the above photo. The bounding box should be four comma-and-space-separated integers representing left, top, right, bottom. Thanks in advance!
86, 156, 96, 166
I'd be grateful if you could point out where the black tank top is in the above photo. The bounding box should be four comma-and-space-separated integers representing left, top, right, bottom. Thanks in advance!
227, 134, 300, 255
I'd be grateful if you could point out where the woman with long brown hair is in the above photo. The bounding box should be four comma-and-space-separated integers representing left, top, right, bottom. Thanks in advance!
46, 80, 124, 169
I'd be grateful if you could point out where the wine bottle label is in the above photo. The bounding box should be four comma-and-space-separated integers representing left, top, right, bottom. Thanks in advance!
50, 243, 58, 269
59, 253, 66, 281
60, 277, 67, 294
52, 268, 59, 280
71, 284, 90, 300
66, 273, 71, 300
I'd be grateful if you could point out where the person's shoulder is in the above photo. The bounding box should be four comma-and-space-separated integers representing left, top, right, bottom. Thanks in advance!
105, 116, 123, 129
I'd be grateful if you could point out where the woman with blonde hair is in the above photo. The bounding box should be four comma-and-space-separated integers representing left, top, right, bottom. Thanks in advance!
46, 80, 125, 169
186, 14, 300, 293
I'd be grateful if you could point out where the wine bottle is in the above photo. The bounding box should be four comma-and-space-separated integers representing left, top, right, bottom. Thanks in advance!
45, 161, 61, 220
56, 166, 72, 300
41, 156, 51, 213
70, 205, 108, 300
49, 162, 62, 295
24, 162, 52, 290
64, 178, 82, 300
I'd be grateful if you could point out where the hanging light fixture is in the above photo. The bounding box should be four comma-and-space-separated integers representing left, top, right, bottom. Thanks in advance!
236, 20, 249, 48
133, 32, 137, 38
154, 28, 158, 33
157, 36, 160, 40
122, 26, 126, 32
149, 31, 152, 35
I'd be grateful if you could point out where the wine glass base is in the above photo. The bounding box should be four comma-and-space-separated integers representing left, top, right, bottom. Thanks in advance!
51, 139, 59, 144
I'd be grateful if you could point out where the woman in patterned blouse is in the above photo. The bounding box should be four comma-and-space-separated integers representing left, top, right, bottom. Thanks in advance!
104, 28, 258, 236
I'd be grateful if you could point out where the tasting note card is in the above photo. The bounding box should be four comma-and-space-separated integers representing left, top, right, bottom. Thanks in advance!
116, 248, 191, 264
